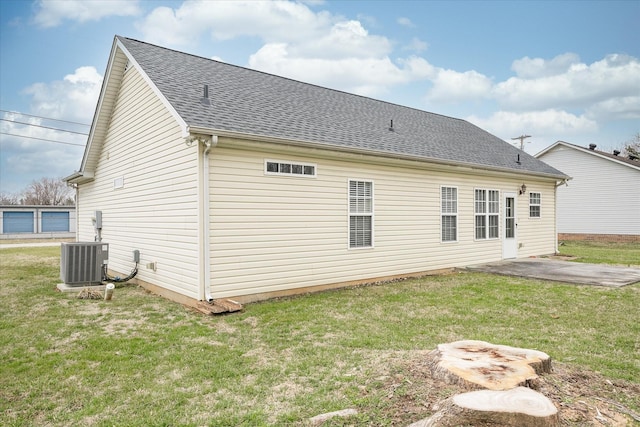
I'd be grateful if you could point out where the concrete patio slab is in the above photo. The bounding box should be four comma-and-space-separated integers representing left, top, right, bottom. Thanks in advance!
465, 258, 640, 287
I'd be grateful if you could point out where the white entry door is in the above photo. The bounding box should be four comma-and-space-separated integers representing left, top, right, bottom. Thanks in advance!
502, 193, 517, 259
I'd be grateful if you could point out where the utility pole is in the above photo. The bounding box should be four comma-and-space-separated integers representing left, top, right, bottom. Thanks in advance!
511, 135, 531, 150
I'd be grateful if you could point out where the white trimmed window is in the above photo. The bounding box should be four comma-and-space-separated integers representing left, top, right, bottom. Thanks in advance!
265, 160, 316, 177
529, 192, 541, 218
349, 180, 373, 248
441, 186, 457, 242
475, 189, 499, 239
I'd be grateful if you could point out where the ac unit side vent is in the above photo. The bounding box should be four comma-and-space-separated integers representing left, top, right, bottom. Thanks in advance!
60, 242, 109, 285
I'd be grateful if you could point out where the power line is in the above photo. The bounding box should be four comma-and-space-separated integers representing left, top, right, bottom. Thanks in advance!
0, 109, 90, 127
0, 132, 85, 147
0, 118, 89, 135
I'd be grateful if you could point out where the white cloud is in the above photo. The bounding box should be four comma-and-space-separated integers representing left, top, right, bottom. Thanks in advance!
494, 54, 640, 118
135, 1, 638, 140
136, 0, 335, 47
288, 20, 392, 59
398, 56, 436, 79
0, 111, 85, 190
248, 43, 412, 97
355, 13, 377, 29
511, 53, 581, 79
427, 69, 493, 103
138, 0, 430, 96
467, 109, 598, 145
33, 0, 141, 28
24, 66, 102, 124
134, 6, 196, 47
403, 37, 428, 53
0, 67, 100, 192
586, 96, 640, 120
397, 17, 415, 28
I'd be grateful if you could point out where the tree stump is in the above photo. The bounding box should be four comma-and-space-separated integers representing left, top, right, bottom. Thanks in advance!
410, 387, 559, 427
426, 340, 552, 390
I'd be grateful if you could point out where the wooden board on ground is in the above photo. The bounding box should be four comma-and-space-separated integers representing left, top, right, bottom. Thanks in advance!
195, 299, 243, 315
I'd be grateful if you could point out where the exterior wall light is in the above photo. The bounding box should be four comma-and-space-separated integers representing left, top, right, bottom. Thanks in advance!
519, 183, 527, 195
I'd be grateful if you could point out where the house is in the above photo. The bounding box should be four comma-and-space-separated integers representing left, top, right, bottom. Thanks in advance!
536, 141, 640, 242
0, 205, 76, 240
65, 36, 568, 307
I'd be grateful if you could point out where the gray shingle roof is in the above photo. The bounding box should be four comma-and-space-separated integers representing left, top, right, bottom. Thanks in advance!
551, 141, 640, 169
118, 36, 566, 178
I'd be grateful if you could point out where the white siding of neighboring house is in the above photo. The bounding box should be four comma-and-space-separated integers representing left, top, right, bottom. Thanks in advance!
539, 146, 640, 235
77, 66, 201, 299
207, 139, 557, 300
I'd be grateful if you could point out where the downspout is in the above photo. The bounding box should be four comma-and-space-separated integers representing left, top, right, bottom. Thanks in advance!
75, 185, 80, 241
196, 134, 218, 302
68, 182, 80, 241
554, 178, 570, 254
554, 183, 559, 254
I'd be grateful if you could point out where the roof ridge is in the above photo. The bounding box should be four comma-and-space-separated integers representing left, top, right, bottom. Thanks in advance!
112, 35, 567, 178
554, 140, 639, 168
117, 35, 466, 123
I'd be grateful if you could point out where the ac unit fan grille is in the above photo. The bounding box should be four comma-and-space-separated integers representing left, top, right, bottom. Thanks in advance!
60, 242, 109, 285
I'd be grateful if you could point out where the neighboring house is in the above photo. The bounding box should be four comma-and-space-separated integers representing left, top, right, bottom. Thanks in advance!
65, 36, 568, 307
536, 141, 640, 242
0, 205, 76, 239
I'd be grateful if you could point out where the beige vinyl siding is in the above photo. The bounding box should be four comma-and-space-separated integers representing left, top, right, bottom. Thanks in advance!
77, 66, 200, 299
208, 140, 557, 299
517, 181, 557, 257
82, 49, 128, 173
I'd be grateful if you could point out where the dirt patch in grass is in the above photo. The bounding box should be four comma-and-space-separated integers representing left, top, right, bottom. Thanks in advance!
542, 254, 578, 261
382, 352, 639, 426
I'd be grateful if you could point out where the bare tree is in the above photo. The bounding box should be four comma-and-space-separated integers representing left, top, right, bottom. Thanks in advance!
0, 192, 20, 205
621, 133, 639, 159
21, 177, 74, 205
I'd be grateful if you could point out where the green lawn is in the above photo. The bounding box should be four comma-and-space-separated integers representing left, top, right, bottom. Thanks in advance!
1, 245, 638, 426
558, 240, 640, 266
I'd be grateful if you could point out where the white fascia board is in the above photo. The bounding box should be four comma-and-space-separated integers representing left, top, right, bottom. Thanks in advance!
64, 171, 94, 184
534, 141, 564, 158
78, 36, 190, 176
79, 37, 121, 173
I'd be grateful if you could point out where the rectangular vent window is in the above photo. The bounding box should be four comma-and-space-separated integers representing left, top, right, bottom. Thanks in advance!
265, 160, 316, 177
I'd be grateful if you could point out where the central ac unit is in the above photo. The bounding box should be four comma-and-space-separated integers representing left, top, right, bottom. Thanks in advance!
60, 242, 109, 285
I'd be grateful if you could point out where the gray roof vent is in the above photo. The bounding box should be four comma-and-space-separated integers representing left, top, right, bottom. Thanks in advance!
200, 84, 211, 106
613, 150, 620, 156
588, 143, 597, 150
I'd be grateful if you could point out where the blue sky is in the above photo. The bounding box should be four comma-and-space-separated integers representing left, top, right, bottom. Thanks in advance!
1, 0, 638, 195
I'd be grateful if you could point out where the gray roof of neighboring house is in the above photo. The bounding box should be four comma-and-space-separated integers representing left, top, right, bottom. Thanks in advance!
118, 36, 566, 178
537, 141, 640, 169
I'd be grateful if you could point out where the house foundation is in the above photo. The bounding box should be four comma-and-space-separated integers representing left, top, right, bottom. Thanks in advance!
558, 233, 640, 243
